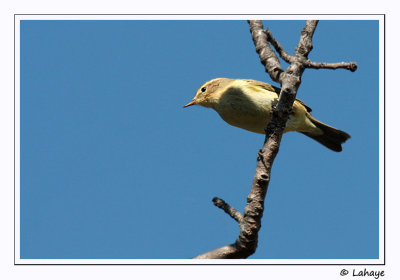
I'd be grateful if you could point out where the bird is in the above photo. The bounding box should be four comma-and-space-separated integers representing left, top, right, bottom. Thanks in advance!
184, 78, 350, 152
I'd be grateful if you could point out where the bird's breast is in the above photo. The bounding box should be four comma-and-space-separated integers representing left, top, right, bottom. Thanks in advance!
213, 86, 278, 134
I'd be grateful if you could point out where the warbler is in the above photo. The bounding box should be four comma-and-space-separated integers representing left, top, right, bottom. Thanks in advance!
184, 78, 350, 152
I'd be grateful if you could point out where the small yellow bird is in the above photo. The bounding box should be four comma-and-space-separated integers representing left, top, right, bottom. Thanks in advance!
184, 78, 350, 152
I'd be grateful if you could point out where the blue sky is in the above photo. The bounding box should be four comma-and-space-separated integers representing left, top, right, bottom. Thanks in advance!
20, 20, 379, 259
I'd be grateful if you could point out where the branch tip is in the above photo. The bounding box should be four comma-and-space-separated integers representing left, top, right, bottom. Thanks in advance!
212, 197, 243, 223
305, 60, 358, 72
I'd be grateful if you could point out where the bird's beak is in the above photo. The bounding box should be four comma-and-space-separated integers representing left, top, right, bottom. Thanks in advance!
183, 100, 196, 108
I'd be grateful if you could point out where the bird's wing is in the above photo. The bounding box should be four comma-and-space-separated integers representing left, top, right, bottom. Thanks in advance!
244, 79, 312, 113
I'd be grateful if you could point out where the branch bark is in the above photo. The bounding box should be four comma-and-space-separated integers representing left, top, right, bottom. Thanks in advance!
194, 20, 357, 259
248, 21, 283, 83
264, 29, 293, 64
212, 197, 243, 223
305, 60, 358, 71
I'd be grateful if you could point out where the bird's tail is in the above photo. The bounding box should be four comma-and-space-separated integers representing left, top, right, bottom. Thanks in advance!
301, 114, 351, 152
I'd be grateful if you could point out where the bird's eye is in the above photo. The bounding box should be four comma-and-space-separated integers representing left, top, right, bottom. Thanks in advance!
201, 86, 207, 93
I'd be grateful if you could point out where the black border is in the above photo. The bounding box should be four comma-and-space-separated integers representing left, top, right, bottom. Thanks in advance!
14, 14, 386, 265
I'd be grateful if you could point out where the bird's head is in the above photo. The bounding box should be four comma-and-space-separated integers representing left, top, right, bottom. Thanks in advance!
184, 78, 232, 109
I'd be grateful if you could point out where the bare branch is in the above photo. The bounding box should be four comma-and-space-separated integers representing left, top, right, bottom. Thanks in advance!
194, 20, 356, 259
194, 20, 318, 259
247, 20, 283, 83
305, 60, 358, 72
295, 20, 319, 58
212, 197, 243, 223
264, 29, 293, 64
265, 20, 356, 73
297, 21, 357, 72
194, 244, 244, 259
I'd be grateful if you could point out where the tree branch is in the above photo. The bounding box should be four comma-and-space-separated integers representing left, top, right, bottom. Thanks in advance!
194, 20, 356, 259
295, 20, 318, 58
248, 20, 283, 83
194, 244, 244, 259
305, 60, 358, 72
264, 29, 293, 64
212, 197, 243, 223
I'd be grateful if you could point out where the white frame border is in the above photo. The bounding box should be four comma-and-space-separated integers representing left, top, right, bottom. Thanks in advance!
14, 14, 385, 265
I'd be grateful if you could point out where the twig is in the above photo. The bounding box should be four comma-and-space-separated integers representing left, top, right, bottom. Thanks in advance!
264, 29, 293, 64
212, 197, 243, 223
305, 60, 358, 72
